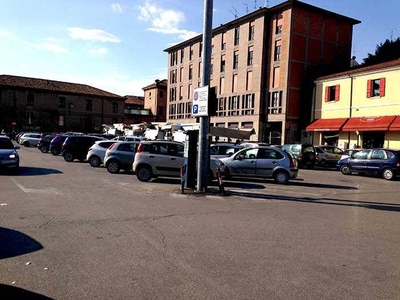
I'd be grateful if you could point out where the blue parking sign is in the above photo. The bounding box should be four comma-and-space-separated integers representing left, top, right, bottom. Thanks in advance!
193, 104, 199, 114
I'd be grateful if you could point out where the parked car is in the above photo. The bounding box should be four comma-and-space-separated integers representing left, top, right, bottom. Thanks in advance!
337, 148, 400, 180
210, 143, 243, 158
315, 145, 344, 167
61, 135, 106, 162
37, 134, 57, 153
103, 141, 139, 173
86, 140, 116, 167
220, 146, 298, 184
133, 140, 224, 182
49, 135, 68, 156
0, 136, 20, 173
281, 143, 316, 169
18, 132, 42, 147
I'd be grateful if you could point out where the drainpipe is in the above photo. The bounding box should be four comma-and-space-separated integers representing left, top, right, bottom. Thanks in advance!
348, 74, 354, 148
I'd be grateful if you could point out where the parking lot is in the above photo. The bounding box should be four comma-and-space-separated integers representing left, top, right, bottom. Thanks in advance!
1, 145, 400, 299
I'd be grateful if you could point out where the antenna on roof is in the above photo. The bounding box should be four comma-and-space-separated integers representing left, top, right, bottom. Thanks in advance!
229, 6, 239, 19
254, 0, 257, 10
243, 2, 249, 14
265, 0, 269, 8
391, 28, 398, 41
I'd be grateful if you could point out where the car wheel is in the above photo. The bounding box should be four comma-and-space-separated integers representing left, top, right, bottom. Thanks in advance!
136, 165, 152, 182
63, 152, 74, 162
89, 156, 101, 167
23, 141, 30, 147
340, 165, 352, 175
51, 148, 60, 156
274, 170, 289, 184
382, 168, 395, 180
106, 160, 120, 174
39, 145, 48, 153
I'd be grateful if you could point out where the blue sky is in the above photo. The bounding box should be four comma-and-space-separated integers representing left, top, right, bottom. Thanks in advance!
0, 0, 398, 96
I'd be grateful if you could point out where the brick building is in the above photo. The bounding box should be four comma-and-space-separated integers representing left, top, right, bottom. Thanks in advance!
164, 0, 360, 143
142, 79, 168, 122
0, 75, 125, 133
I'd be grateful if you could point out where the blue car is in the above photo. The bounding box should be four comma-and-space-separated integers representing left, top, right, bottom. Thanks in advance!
0, 136, 20, 173
337, 148, 400, 180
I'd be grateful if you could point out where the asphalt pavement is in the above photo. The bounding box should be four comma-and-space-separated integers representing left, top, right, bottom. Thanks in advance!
1, 145, 400, 299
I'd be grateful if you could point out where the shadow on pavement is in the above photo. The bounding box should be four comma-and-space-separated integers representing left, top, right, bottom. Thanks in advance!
228, 191, 400, 212
0, 227, 43, 259
225, 177, 357, 190
0, 167, 63, 177
0, 284, 53, 300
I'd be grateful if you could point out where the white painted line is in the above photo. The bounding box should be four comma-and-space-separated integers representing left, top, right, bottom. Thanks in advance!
9, 178, 59, 194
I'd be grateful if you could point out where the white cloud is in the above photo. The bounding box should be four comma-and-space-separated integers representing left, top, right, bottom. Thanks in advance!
147, 27, 198, 40
138, 2, 199, 41
111, 2, 123, 13
34, 42, 68, 53
88, 47, 108, 55
67, 27, 121, 43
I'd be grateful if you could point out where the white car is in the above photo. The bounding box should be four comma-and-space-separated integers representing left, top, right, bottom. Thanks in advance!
19, 133, 42, 147
86, 140, 116, 167
133, 140, 224, 182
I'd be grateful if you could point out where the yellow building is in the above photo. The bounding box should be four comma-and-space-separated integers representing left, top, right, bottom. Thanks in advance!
307, 58, 400, 149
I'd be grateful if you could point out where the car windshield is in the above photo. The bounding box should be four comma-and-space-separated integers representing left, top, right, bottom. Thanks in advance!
0, 139, 14, 149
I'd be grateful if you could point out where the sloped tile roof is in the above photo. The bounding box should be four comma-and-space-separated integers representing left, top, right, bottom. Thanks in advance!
317, 58, 400, 81
0, 75, 123, 99
125, 95, 144, 105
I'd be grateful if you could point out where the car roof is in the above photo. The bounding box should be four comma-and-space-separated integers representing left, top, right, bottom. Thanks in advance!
140, 140, 183, 145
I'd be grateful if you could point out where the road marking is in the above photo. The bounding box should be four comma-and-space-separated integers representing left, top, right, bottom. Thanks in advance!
9, 178, 59, 194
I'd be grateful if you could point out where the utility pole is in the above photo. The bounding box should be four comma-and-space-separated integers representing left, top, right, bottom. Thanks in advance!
197, 0, 213, 192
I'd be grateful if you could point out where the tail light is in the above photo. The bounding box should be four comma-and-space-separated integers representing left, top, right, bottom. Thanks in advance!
108, 143, 116, 150
316, 153, 320, 160
290, 157, 297, 168
88, 147, 93, 151
62, 141, 66, 149
299, 152, 303, 159
397, 162, 400, 168
136, 143, 143, 153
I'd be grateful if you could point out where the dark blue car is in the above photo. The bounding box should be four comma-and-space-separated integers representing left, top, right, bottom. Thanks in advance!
337, 148, 400, 180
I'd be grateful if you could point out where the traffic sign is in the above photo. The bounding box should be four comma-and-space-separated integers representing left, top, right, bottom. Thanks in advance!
192, 86, 209, 117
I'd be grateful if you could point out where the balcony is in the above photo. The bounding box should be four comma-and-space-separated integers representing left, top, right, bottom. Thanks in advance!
124, 108, 151, 115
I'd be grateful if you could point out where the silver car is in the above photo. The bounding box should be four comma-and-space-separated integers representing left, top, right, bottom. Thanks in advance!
86, 140, 116, 167
133, 140, 224, 182
220, 146, 298, 184
315, 145, 344, 167
104, 141, 139, 173
19, 132, 42, 147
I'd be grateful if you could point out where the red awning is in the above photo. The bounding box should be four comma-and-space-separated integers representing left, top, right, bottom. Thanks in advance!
342, 116, 396, 132
306, 118, 348, 131
389, 116, 400, 131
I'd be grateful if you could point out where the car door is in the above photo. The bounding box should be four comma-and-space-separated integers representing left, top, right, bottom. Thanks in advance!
227, 148, 258, 177
348, 149, 371, 173
368, 149, 386, 175
148, 142, 171, 176
255, 148, 284, 177
165, 143, 185, 176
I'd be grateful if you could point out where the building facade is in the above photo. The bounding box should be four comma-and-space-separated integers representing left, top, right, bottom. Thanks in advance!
142, 79, 167, 122
164, 0, 359, 143
0, 75, 125, 133
307, 58, 400, 149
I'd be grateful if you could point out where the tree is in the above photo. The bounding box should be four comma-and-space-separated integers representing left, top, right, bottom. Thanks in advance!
362, 38, 400, 66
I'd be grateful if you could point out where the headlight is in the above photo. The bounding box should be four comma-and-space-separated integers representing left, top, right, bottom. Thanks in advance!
213, 159, 224, 166
9, 153, 17, 159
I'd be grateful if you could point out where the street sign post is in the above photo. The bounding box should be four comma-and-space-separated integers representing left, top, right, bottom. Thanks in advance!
192, 86, 209, 117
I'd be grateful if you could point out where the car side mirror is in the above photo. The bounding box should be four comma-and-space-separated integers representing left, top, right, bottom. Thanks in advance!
236, 154, 244, 160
